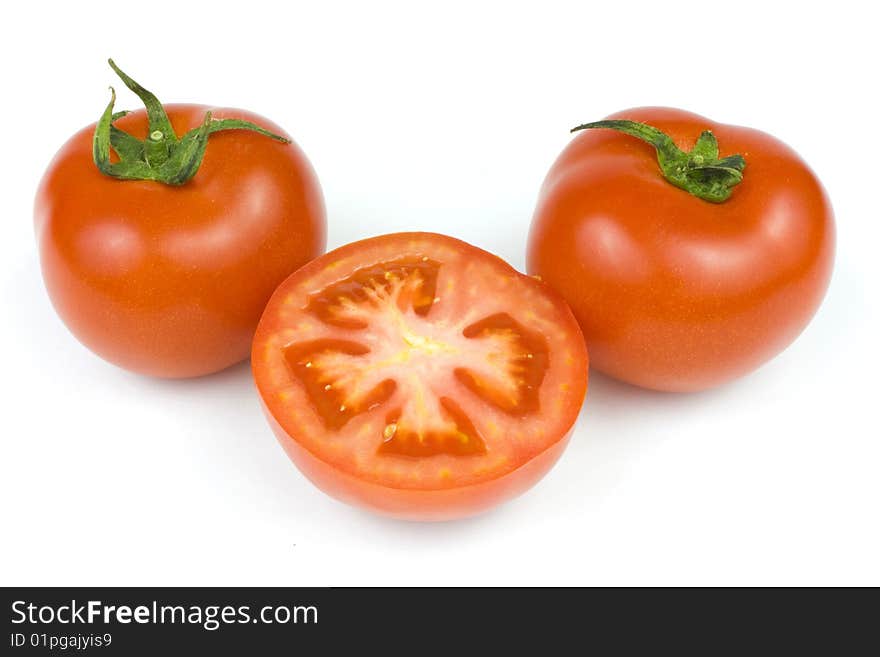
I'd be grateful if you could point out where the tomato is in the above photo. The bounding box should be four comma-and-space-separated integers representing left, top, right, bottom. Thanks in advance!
34, 62, 325, 378
252, 233, 588, 520
528, 107, 835, 392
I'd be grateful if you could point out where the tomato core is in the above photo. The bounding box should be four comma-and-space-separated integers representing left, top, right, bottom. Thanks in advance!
282, 256, 549, 458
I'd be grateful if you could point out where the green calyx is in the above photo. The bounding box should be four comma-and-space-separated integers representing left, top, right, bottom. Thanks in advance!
570, 119, 746, 203
93, 59, 289, 185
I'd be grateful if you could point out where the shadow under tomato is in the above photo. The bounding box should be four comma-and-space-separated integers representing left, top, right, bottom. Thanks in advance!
582, 368, 729, 417
138, 357, 255, 390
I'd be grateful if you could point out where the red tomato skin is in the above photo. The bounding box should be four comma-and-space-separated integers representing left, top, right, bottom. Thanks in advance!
262, 399, 574, 521
35, 104, 326, 378
528, 107, 835, 392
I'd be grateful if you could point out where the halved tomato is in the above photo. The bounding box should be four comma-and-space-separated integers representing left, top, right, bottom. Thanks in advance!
252, 232, 588, 520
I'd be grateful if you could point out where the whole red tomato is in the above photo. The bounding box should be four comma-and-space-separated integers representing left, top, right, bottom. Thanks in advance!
34, 61, 325, 378
528, 107, 834, 392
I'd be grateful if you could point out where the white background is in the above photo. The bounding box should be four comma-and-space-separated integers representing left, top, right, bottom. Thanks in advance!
1, 0, 877, 586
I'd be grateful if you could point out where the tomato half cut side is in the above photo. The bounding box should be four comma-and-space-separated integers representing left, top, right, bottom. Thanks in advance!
252, 232, 589, 521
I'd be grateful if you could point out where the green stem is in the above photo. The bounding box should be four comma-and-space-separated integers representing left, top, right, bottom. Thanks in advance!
570, 119, 746, 203
93, 59, 289, 186
107, 59, 178, 149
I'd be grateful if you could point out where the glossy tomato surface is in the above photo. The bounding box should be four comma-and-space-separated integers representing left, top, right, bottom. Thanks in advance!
528, 107, 835, 392
35, 104, 326, 378
253, 233, 588, 520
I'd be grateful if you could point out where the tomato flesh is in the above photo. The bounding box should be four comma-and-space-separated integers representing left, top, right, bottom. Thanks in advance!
253, 232, 588, 520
